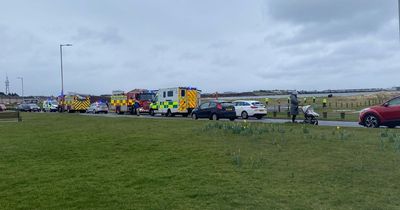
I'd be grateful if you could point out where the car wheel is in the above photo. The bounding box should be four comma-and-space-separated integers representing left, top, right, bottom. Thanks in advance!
255, 115, 263, 120
241, 111, 249, 119
192, 113, 198, 120
149, 109, 155, 116
211, 113, 219, 121
364, 114, 380, 128
229, 117, 235, 121
93, 109, 96, 114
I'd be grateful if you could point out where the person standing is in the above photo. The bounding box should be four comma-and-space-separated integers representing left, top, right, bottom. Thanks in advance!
290, 91, 299, 123
323, 98, 327, 108
134, 101, 140, 116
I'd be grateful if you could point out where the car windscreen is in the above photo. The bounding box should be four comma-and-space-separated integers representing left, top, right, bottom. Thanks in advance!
139, 94, 155, 101
251, 102, 264, 107
221, 102, 234, 107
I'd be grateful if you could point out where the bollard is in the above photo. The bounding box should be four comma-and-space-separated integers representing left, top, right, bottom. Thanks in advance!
323, 112, 328, 119
340, 112, 345, 120
273, 111, 277, 117
17, 111, 22, 122
278, 105, 281, 112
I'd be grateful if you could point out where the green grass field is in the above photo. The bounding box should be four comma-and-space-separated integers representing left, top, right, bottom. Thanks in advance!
1, 113, 400, 209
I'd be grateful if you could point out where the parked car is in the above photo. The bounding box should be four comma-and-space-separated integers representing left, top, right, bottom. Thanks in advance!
191, 100, 236, 121
233, 100, 267, 119
359, 96, 400, 128
16, 103, 40, 112
86, 102, 109, 114
0, 104, 6, 111
42, 100, 59, 112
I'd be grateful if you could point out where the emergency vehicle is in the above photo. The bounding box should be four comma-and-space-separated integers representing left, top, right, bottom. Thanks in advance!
110, 90, 133, 114
149, 87, 200, 117
59, 94, 91, 113
42, 99, 59, 112
129, 89, 156, 114
110, 89, 156, 114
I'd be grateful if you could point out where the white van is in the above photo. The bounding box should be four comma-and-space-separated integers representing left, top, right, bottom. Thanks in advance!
42, 100, 59, 112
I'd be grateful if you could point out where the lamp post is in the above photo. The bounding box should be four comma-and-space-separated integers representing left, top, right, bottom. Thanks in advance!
60, 44, 72, 111
17, 77, 24, 98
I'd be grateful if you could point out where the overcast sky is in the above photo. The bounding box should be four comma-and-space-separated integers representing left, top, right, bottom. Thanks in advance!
1, 0, 399, 96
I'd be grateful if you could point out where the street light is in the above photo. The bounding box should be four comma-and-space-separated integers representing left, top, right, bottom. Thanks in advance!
60, 43, 72, 111
16, 77, 24, 98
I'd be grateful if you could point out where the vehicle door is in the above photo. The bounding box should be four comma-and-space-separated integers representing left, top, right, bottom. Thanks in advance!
380, 97, 400, 122
197, 102, 210, 118
234, 102, 241, 116
242, 102, 252, 114
208, 102, 218, 116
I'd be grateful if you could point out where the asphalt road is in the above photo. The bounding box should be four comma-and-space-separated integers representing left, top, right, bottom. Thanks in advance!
80, 113, 363, 128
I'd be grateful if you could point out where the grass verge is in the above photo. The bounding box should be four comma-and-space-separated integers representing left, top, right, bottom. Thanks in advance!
0, 113, 400, 209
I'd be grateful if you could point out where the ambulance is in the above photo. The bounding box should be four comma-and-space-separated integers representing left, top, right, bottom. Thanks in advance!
149, 87, 200, 117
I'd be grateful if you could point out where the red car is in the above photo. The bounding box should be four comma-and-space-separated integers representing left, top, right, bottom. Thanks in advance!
359, 96, 400, 128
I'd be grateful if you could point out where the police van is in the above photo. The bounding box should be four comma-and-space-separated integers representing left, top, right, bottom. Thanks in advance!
42, 100, 59, 112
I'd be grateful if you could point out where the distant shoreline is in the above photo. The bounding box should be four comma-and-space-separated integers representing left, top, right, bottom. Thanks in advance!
202, 91, 398, 100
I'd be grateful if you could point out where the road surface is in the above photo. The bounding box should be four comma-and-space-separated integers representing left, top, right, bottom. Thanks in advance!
80, 113, 363, 128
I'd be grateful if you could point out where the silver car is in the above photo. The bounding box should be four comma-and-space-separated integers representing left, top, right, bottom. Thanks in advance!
86, 103, 108, 114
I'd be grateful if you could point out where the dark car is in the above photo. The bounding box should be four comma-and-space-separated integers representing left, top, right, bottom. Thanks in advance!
17, 103, 40, 112
359, 96, 400, 128
191, 100, 236, 121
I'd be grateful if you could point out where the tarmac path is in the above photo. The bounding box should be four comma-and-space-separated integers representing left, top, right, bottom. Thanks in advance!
80, 113, 364, 128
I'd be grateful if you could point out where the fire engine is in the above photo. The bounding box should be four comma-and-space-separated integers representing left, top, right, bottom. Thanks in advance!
149, 87, 200, 117
110, 90, 133, 114
110, 89, 156, 114
59, 94, 91, 113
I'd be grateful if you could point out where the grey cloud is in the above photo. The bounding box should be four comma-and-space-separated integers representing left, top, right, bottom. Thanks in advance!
265, 0, 394, 24
264, 0, 397, 42
179, 52, 203, 60
209, 40, 234, 49
0, 0, 399, 95
71, 27, 123, 44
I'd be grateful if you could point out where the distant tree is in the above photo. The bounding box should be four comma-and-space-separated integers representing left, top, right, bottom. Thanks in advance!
8, 93, 19, 97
